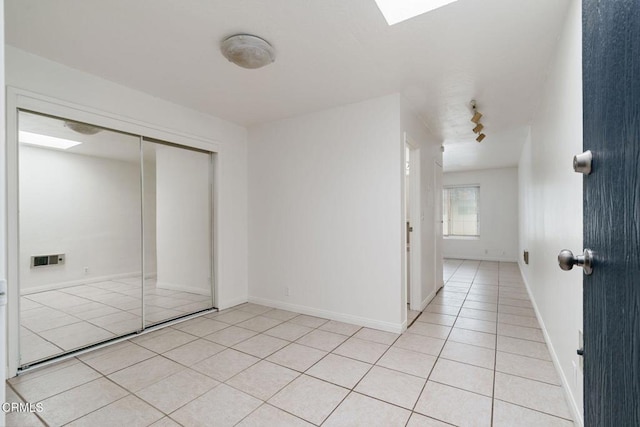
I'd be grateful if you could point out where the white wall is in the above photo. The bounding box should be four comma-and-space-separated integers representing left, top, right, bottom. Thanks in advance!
442, 168, 519, 262
248, 94, 406, 332
19, 147, 146, 291
5, 46, 249, 309
401, 98, 443, 312
518, 0, 583, 423
155, 145, 211, 295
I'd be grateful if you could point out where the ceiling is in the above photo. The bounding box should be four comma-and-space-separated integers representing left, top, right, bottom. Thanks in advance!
5, 0, 571, 171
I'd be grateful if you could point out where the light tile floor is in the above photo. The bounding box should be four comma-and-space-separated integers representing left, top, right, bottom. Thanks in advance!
6, 260, 575, 426
20, 278, 213, 365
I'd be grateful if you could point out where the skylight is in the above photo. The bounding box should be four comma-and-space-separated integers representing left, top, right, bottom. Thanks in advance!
374, 0, 459, 25
19, 131, 83, 150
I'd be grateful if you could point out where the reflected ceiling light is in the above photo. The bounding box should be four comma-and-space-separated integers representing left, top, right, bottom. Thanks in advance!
64, 121, 102, 135
472, 123, 484, 134
19, 131, 82, 150
476, 133, 486, 143
374, 0, 460, 25
220, 34, 276, 69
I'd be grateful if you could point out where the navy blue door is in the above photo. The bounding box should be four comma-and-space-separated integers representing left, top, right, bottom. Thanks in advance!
582, 0, 640, 425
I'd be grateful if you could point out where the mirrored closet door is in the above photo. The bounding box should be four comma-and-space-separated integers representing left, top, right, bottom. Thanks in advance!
142, 139, 213, 326
16, 110, 215, 368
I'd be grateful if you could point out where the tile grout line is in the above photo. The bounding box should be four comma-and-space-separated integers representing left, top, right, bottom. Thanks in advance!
48, 307, 304, 425
406, 260, 464, 420
490, 262, 502, 427
492, 397, 576, 422
5, 380, 51, 427
408, 260, 478, 425
443, 261, 504, 425
15, 310, 255, 422
491, 266, 578, 424
317, 328, 408, 425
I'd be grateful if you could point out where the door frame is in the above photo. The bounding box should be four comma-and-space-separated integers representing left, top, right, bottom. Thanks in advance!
403, 133, 422, 314
5, 87, 221, 376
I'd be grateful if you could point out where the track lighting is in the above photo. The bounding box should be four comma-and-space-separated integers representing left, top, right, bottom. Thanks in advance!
470, 100, 486, 142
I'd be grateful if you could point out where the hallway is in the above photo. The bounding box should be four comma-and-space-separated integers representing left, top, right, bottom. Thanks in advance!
6, 260, 573, 426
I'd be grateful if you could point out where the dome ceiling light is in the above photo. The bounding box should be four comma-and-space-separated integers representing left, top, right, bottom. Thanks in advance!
220, 34, 276, 69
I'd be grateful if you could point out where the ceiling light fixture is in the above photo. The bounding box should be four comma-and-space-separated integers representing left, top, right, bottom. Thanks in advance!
19, 131, 83, 150
220, 34, 276, 69
374, 0, 460, 26
470, 100, 486, 142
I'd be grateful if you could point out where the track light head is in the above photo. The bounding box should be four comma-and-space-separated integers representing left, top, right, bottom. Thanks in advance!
476, 133, 486, 143
471, 111, 482, 124
472, 123, 484, 134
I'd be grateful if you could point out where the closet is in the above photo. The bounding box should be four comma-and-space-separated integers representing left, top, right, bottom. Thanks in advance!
15, 109, 215, 370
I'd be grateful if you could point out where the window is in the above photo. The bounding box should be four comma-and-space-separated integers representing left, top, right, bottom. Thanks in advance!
443, 186, 479, 237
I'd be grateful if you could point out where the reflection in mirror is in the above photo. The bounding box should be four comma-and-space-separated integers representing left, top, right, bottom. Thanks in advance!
142, 141, 213, 326
18, 111, 142, 366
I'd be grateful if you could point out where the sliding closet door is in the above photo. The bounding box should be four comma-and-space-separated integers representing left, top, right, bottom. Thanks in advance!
142, 139, 213, 326
18, 111, 143, 367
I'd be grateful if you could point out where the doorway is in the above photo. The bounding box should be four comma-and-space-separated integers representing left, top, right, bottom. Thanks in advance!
10, 107, 217, 373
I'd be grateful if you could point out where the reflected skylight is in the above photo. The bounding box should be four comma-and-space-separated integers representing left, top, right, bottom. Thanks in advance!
19, 131, 82, 150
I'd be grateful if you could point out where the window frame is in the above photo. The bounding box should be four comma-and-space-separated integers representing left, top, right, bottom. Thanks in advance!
442, 185, 480, 239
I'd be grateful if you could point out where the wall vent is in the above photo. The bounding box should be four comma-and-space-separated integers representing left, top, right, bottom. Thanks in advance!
31, 254, 65, 268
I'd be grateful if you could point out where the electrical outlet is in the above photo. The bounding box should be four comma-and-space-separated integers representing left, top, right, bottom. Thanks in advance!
484, 249, 488, 254
83, 267, 89, 275
284, 287, 289, 296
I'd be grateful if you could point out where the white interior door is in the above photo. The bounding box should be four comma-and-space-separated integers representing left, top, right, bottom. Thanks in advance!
405, 136, 422, 313
434, 161, 443, 290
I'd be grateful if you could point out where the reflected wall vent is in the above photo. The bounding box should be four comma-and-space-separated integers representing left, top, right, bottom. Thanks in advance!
31, 254, 65, 268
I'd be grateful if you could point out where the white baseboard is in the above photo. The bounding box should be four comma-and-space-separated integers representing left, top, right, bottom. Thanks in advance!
443, 254, 518, 263
518, 262, 584, 426
248, 296, 404, 334
420, 289, 437, 311
217, 297, 249, 311
21, 271, 142, 295
156, 281, 210, 296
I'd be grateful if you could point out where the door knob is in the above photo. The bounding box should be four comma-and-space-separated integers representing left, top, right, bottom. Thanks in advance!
558, 249, 594, 275
573, 150, 593, 175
